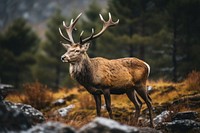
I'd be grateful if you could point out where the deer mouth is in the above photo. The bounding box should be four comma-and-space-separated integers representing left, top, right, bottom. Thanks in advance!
62, 60, 69, 63
61, 58, 75, 63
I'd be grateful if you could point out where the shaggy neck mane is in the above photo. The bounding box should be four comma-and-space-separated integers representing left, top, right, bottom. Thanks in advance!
69, 53, 93, 85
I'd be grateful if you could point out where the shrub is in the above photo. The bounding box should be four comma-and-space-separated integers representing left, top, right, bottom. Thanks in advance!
184, 70, 200, 92
21, 81, 53, 110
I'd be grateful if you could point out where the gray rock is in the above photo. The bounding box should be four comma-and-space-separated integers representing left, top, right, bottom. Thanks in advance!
147, 86, 156, 94
164, 119, 200, 133
138, 110, 174, 127
78, 117, 139, 133
172, 111, 198, 121
3, 100, 45, 124
153, 110, 173, 125
23, 121, 76, 133
0, 83, 13, 89
52, 98, 66, 106
54, 104, 75, 117
78, 117, 162, 133
0, 83, 13, 100
0, 102, 32, 132
138, 127, 162, 133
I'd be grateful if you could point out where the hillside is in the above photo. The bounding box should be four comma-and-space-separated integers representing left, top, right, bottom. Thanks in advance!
5, 71, 200, 131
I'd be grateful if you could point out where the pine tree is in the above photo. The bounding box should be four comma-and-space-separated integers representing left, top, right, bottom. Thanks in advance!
108, 0, 158, 59
33, 9, 76, 89
0, 18, 39, 88
108, 0, 170, 79
164, 0, 200, 81
82, 0, 101, 58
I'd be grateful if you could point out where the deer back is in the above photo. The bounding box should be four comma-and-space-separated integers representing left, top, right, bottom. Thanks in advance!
88, 57, 149, 89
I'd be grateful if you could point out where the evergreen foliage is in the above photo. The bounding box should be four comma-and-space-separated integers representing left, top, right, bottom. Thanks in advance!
33, 9, 76, 89
0, 18, 39, 88
108, 0, 200, 80
1, 0, 200, 88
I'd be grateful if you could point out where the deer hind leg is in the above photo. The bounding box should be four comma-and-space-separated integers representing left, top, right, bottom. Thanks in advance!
135, 86, 154, 128
126, 90, 142, 125
103, 89, 113, 119
93, 94, 102, 117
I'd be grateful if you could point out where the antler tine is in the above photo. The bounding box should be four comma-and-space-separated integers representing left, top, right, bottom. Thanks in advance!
72, 14, 81, 27
70, 19, 74, 25
99, 14, 106, 23
80, 31, 84, 44
80, 28, 95, 45
89, 28, 95, 40
63, 21, 66, 27
59, 13, 82, 44
106, 12, 119, 26
81, 13, 119, 44
65, 19, 75, 43
59, 28, 71, 43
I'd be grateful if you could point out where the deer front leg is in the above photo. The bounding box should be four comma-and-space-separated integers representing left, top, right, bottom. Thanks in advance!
103, 89, 113, 119
93, 94, 101, 117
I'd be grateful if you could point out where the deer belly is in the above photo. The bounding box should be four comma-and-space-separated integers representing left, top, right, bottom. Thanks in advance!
110, 89, 126, 94
109, 71, 133, 88
109, 81, 133, 94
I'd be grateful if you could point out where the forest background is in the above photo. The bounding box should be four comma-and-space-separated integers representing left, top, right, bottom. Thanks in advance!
0, 0, 200, 90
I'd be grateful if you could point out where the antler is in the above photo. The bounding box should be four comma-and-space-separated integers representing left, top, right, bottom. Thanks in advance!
59, 13, 82, 44
80, 12, 119, 44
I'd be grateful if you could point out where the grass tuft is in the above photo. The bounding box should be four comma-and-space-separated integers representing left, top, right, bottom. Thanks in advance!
184, 70, 200, 93
20, 81, 53, 110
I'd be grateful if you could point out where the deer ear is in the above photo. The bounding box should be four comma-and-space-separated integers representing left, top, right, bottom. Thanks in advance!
61, 42, 71, 50
81, 43, 90, 52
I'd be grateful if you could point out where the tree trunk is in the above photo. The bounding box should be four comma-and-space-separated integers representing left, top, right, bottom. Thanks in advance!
128, 22, 136, 57
129, 44, 134, 57
172, 15, 177, 82
185, 15, 191, 73
139, 45, 145, 60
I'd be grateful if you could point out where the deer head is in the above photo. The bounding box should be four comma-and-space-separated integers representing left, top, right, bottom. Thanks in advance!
59, 13, 119, 63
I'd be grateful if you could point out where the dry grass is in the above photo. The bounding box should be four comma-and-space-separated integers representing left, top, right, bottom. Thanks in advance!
20, 81, 53, 110
6, 92, 23, 103
78, 92, 96, 110
147, 71, 200, 114
64, 109, 96, 128
35, 72, 200, 125
5, 71, 200, 128
52, 88, 69, 100
184, 70, 200, 93
147, 79, 175, 87
148, 79, 183, 105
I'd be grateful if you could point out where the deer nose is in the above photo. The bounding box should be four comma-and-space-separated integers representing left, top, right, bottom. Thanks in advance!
61, 56, 66, 61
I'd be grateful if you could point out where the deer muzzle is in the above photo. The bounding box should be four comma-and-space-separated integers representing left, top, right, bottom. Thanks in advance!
61, 55, 70, 63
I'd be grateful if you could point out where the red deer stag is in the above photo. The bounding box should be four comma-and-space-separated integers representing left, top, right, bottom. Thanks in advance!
59, 13, 154, 127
